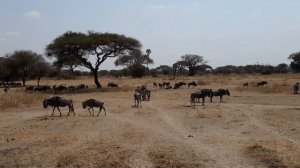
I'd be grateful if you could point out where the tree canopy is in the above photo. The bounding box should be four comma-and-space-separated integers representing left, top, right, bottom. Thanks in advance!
114, 49, 153, 78
289, 51, 300, 72
181, 54, 207, 76
1, 50, 47, 85
46, 31, 142, 87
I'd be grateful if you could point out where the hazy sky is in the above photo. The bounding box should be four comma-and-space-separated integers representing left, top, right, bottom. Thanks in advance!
1, 0, 300, 70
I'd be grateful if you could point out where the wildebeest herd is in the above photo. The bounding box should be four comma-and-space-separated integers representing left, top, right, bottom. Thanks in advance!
2, 79, 300, 117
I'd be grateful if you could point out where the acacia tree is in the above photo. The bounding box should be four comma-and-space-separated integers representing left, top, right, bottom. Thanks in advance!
181, 54, 207, 76
114, 49, 153, 78
5, 50, 46, 85
173, 60, 187, 78
46, 31, 142, 88
288, 51, 300, 72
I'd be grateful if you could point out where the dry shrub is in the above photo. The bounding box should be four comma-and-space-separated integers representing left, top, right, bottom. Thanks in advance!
148, 147, 202, 167
0, 93, 46, 110
236, 83, 291, 94
197, 79, 210, 86
245, 144, 288, 168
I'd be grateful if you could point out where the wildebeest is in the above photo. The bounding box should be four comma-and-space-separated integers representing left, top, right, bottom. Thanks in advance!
77, 84, 88, 89
134, 92, 142, 107
210, 89, 230, 103
293, 82, 299, 94
243, 82, 249, 88
173, 81, 186, 89
257, 81, 268, 87
34, 85, 51, 92
67, 86, 76, 92
43, 96, 75, 116
188, 81, 197, 88
107, 82, 118, 88
82, 99, 106, 116
25, 85, 35, 93
53, 85, 67, 94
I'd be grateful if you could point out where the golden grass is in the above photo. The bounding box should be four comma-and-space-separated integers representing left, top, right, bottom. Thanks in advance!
0, 92, 46, 111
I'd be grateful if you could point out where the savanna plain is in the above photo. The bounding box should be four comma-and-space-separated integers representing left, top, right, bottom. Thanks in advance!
1, 74, 300, 168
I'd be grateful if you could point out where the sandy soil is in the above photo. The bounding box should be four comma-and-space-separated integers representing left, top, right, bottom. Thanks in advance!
1, 74, 300, 167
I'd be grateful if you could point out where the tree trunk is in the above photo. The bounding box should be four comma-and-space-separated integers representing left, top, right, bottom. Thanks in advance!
93, 70, 101, 88
22, 78, 26, 86
37, 77, 41, 86
189, 68, 195, 76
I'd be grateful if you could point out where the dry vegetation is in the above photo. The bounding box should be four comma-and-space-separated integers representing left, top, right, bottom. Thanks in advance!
1, 73, 300, 167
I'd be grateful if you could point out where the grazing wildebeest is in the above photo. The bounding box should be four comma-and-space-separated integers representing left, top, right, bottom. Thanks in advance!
210, 89, 230, 103
77, 84, 88, 89
25, 86, 34, 93
34, 85, 51, 92
53, 85, 67, 94
257, 81, 268, 87
293, 82, 299, 94
67, 86, 76, 92
173, 81, 186, 89
107, 82, 118, 88
134, 92, 142, 107
43, 96, 75, 116
82, 99, 106, 116
243, 82, 249, 88
188, 81, 197, 88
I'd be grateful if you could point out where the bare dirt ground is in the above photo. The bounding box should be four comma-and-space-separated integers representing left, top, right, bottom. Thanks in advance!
1, 74, 300, 168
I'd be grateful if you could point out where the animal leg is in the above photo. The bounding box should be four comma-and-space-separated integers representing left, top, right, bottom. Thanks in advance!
88, 107, 92, 116
57, 107, 62, 116
51, 107, 56, 116
92, 107, 95, 116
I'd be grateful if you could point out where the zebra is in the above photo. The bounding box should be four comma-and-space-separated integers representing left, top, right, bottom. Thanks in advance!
257, 81, 268, 87
190, 92, 205, 106
134, 92, 142, 107
293, 82, 299, 94
82, 99, 106, 116
243, 82, 249, 88
43, 96, 75, 116
210, 89, 230, 103
4, 85, 8, 94
135, 87, 151, 101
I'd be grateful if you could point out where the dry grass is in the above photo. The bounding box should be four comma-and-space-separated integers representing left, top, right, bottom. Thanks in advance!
0, 92, 46, 111
56, 141, 134, 168
245, 143, 300, 168
236, 83, 292, 94
148, 147, 203, 167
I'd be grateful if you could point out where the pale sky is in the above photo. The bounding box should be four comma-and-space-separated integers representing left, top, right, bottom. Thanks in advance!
1, 0, 300, 70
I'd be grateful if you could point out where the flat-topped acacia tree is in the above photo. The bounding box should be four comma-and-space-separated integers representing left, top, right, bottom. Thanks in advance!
46, 31, 142, 88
